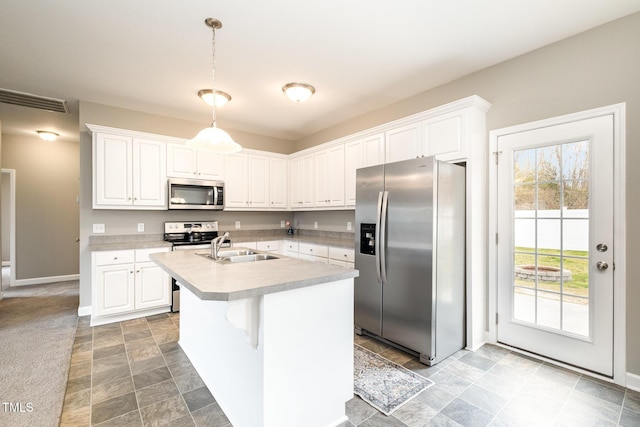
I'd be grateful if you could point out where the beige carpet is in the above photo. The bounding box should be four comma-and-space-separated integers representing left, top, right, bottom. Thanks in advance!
0, 281, 79, 427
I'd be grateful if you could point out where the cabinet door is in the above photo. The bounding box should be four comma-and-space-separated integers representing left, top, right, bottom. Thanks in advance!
300, 155, 315, 208
345, 140, 363, 207
248, 155, 269, 208
327, 145, 345, 207
362, 133, 385, 167
314, 150, 330, 207
225, 153, 249, 207
197, 150, 225, 180
135, 262, 171, 310
167, 143, 197, 178
423, 110, 466, 161
385, 124, 423, 163
133, 138, 166, 207
289, 155, 314, 209
95, 133, 133, 206
95, 264, 135, 316
269, 158, 288, 209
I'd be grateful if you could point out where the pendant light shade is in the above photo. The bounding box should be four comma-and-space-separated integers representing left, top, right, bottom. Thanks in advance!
187, 126, 242, 153
187, 18, 242, 153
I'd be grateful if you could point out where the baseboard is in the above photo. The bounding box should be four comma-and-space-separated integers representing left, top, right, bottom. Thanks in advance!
2, 261, 10, 267
78, 306, 92, 317
627, 372, 640, 392
13, 274, 79, 287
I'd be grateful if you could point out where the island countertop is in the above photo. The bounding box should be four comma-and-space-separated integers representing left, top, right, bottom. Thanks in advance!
150, 248, 359, 301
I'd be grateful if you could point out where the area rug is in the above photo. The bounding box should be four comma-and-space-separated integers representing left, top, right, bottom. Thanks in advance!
0, 281, 79, 427
354, 344, 434, 416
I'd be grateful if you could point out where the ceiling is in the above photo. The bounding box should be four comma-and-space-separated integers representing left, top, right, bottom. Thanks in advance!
1, 0, 639, 143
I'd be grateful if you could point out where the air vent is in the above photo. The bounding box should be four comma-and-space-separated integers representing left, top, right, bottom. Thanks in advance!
0, 88, 68, 113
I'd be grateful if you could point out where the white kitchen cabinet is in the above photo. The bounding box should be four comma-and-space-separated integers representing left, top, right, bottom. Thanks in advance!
92, 247, 171, 325
385, 123, 423, 163
328, 246, 355, 268
269, 158, 288, 209
166, 143, 224, 180
298, 242, 329, 263
362, 133, 385, 167
225, 153, 270, 209
289, 154, 314, 209
344, 140, 363, 207
256, 240, 281, 252
314, 145, 345, 207
93, 133, 167, 209
283, 241, 299, 258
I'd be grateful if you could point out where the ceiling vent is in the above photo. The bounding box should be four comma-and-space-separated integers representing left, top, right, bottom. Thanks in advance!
0, 88, 69, 113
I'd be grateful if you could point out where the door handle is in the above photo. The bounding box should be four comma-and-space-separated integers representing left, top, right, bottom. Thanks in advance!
596, 261, 609, 271
380, 191, 389, 285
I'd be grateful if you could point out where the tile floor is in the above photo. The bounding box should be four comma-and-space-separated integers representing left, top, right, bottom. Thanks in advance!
60, 312, 640, 426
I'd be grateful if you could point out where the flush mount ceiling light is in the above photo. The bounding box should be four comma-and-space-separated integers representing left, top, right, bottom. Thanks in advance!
282, 82, 315, 103
186, 18, 242, 154
198, 89, 231, 107
36, 130, 59, 141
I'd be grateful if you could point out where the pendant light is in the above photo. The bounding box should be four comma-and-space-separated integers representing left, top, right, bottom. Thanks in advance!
187, 18, 242, 153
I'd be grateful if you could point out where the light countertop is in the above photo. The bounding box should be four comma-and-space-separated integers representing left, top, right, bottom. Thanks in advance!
150, 248, 358, 301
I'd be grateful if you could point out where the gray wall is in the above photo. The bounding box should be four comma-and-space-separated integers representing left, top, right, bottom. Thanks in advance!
296, 13, 640, 376
1, 172, 8, 263
1, 134, 79, 279
77, 102, 294, 309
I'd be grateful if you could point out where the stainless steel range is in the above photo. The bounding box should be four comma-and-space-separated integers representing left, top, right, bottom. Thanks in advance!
163, 220, 230, 311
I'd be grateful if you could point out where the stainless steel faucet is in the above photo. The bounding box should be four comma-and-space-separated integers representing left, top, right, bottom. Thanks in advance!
211, 232, 230, 260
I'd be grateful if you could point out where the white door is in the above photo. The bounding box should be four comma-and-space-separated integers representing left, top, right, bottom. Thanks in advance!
496, 114, 614, 376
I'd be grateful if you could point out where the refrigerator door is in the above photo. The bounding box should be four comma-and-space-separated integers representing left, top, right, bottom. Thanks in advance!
355, 164, 384, 335
382, 158, 435, 356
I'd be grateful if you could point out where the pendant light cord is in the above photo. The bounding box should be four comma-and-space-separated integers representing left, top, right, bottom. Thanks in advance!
210, 23, 217, 128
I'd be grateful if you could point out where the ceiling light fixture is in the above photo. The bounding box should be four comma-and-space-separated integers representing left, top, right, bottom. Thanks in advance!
36, 130, 59, 141
186, 18, 242, 153
282, 82, 315, 103
198, 89, 231, 107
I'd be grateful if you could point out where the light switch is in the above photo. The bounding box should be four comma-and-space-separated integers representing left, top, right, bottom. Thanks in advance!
235, 221, 241, 229
93, 224, 105, 233
137, 223, 144, 232
347, 222, 352, 231
314, 221, 318, 229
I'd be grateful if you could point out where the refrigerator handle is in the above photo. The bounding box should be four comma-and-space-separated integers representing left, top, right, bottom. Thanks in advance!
375, 191, 383, 284
380, 191, 389, 285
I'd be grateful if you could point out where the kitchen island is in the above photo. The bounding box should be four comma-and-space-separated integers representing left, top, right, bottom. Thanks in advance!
150, 248, 358, 427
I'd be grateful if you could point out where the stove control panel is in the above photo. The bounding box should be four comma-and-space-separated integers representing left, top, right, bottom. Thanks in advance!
164, 221, 219, 233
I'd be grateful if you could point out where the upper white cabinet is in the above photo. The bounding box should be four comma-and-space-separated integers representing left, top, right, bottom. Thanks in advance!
166, 143, 224, 180
385, 123, 423, 163
225, 153, 270, 209
269, 158, 288, 209
344, 140, 363, 207
93, 132, 166, 209
314, 145, 345, 207
289, 154, 314, 209
362, 133, 385, 167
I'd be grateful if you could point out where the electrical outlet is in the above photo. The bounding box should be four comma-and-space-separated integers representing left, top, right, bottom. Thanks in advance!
347, 222, 352, 231
235, 221, 241, 229
137, 223, 145, 232
314, 221, 318, 229
93, 224, 105, 234
281, 220, 285, 228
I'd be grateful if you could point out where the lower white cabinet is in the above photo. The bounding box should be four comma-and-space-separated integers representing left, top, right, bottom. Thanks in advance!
328, 246, 355, 268
92, 247, 171, 324
256, 240, 281, 252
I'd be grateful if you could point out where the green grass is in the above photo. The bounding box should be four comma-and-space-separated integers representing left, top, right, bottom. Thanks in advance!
514, 247, 589, 297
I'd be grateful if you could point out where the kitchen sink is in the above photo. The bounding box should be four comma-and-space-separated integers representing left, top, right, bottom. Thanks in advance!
222, 254, 279, 263
216, 249, 256, 257
196, 251, 278, 263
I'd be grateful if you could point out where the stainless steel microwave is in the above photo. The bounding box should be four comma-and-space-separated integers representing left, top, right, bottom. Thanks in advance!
168, 178, 224, 210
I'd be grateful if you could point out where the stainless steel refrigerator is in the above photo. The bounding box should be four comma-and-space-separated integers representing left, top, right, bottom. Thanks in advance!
355, 156, 465, 366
